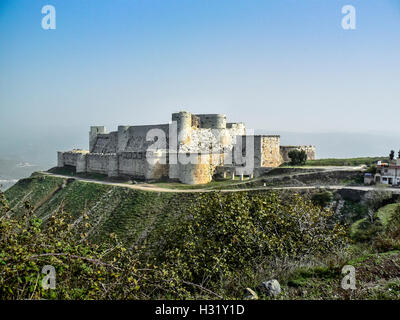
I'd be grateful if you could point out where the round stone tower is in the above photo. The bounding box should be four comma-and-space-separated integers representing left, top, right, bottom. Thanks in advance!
172, 111, 192, 147
196, 114, 226, 129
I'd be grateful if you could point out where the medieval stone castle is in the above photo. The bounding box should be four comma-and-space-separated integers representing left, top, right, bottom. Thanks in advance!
57, 111, 315, 184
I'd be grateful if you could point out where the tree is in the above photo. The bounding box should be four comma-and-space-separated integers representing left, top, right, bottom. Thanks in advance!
0, 190, 175, 300
288, 149, 308, 165
311, 191, 334, 207
153, 192, 347, 291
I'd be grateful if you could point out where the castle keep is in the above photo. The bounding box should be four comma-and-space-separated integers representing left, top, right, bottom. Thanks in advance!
57, 111, 315, 184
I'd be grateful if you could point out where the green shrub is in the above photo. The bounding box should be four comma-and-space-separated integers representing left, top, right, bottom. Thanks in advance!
288, 150, 307, 165
351, 218, 384, 243
374, 205, 400, 252
0, 190, 183, 300
0, 188, 349, 299
287, 266, 340, 288
311, 191, 333, 207
305, 157, 387, 167
152, 192, 347, 291
366, 165, 377, 175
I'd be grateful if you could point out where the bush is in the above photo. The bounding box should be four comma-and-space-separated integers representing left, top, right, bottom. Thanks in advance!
288, 150, 307, 165
0, 189, 348, 299
366, 165, 377, 175
152, 192, 347, 293
351, 218, 384, 243
0, 190, 182, 300
311, 191, 333, 207
374, 205, 400, 252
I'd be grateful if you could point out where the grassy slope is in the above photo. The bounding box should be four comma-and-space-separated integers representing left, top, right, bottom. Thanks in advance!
305, 157, 387, 167
376, 203, 400, 226
5, 172, 400, 300
4, 173, 196, 246
279, 250, 400, 300
5, 173, 66, 215
48, 166, 249, 190
350, 203, 400, 237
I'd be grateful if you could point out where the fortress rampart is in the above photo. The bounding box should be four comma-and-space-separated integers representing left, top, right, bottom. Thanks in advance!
57, 111, 315, 184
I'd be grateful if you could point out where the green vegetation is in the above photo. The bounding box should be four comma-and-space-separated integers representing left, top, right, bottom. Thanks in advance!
278, 199, 400, 299
150, 192, 346, 297
288, 149, 307, 165
4, 174, 188, 245
349, 199, 400, 251
5, 174, 65, 216
279, 250, 400, 299
311, 191, 333, 207
305, 156, 387, 167
0, 189, 187, 299
149, 177, 247, 190
1, 177, 347, 299
376, 203, 400, 226
48, 167, 256, 190
4, 171, 400, 300
286, 266, 340, 288
366, 164, 377, 174
48, 166, 110, 181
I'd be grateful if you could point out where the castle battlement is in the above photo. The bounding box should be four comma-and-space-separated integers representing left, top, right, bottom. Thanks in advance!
57, 111, 315, 184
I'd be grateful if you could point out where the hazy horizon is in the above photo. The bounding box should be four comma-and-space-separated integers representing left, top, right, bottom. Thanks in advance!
1, 0, 400, 187
1, 0, 400, 132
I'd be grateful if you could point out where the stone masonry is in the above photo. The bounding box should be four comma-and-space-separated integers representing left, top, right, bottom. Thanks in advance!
57, 111, 315, 184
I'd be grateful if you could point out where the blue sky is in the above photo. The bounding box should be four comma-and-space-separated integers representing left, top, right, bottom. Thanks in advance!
1, 0, 400, 135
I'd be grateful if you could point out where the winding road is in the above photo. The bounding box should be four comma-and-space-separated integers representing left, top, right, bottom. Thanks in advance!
39, 169, 400, 194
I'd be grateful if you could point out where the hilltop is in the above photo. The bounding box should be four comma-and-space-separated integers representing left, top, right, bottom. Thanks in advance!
3, 163, 400, 300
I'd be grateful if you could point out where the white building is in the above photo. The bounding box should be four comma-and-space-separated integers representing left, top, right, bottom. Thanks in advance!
374, 159, 400, 185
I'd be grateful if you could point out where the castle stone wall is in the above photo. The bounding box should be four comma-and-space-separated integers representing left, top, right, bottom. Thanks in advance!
57, 111, 315, 184
195, 114, 226, 129
107, 154, 119, 177
172, 111, 192, 147
178, 154, 214, 185
261, 136, 282, 167
57, 152, 64, 167
59, 150, 89, 168
235, 135, 282, 169
76, 154, 87, 173
118, 152, 146, 177
62, 153, 79, 166
118, 124, 169, 153
179, 126, 245, 156
90, 126, 106, 152
144, 151, 169, 180
86, 154, 112, 174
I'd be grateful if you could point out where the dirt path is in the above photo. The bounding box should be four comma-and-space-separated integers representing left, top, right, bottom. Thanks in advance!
39, 171, 400, 194
208, 165, 366, 189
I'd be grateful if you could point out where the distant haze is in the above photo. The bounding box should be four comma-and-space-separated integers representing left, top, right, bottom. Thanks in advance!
0, 126, 398, 190
0, 126, 397, 164
1, 0, 400, 175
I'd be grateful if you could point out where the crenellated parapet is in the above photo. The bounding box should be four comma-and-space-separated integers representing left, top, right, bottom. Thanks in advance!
89, 126, 106, 152
56, 111, 315, 184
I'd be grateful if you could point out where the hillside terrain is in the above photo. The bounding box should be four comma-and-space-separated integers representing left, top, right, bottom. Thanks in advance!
5, 173, 195, 246
2, 167, 400, 300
